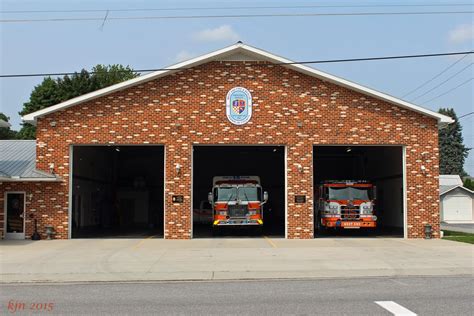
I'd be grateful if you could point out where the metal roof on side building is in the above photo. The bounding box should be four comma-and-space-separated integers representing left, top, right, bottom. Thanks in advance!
0, 140, 59, 182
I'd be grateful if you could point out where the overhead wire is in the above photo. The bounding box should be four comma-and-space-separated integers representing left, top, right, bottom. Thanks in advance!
1, 3, 472, 14
1, 11, 473, 23
459, 112, 474, 119
0, 51, 472, 78
411, 62, 473, 101
421, 78, 473, 104
402, 53, 471, 98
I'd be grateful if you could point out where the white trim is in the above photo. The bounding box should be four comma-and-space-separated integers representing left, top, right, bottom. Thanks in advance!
440, 185, 474, 196
4, 191, 26, 240
68, 145, 73, 239
68, 144, 166, 239
190, 145, 193, 239
191, 144, 286, 238
0, 177, 60, 182
163, 145, 167, 240
22, 43, 453, 125
402, 146, 408, 239
312, 144, 406, 238
284, 145, 288, 239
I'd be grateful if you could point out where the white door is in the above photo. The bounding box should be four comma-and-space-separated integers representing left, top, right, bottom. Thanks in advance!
4, 192, 26, 239
443, 195, 472, 221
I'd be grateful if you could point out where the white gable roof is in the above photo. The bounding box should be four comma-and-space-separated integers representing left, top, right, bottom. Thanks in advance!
22, 42, 454, 125
439, 174, 463, 186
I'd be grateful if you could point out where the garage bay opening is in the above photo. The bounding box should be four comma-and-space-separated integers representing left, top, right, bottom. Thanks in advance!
193, 146, 285, 238
313, 146, 404, 238
71, 145, 164, 238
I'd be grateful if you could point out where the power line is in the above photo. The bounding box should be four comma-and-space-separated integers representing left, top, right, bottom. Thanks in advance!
459, 112, 474, 119
1, 51, 472, 78
1, 11, 473, 23
402, 53, 471, 98
1, 3, 472, 14
412, 62, 473, 101
421, 78, 473, 104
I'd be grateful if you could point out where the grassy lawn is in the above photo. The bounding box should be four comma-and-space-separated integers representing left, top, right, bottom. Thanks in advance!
442, 230, 474, 244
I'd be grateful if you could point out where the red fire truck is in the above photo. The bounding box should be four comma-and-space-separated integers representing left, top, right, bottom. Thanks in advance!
315, 180, 377, 233
208, 176, 268, 234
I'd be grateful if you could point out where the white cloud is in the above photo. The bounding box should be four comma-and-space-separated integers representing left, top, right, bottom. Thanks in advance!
193, 25, 240, 42
174, 50, 195, 62
448, 24, 474, 44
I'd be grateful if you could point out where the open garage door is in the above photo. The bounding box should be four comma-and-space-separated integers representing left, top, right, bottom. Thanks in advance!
71, 145, 164, 238
313, 146, 404, 238
192, 146, 285, 238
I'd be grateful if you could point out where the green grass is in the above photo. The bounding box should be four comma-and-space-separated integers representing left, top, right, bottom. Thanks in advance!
442, 230, 474, 244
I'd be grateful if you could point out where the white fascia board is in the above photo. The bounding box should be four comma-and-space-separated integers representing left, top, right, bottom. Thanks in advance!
22, 43, 243, 124
22, 43, 453, 125
440, 185, 474, 196
0, 177, 61, 182
241, 45, 454, 125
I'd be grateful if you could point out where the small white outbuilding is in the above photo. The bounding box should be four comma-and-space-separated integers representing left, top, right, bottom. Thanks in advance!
439, 175, 474, 223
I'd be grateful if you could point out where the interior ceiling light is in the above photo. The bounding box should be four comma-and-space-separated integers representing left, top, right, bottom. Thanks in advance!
115, 147, 120, 152
346, 147, 352, 153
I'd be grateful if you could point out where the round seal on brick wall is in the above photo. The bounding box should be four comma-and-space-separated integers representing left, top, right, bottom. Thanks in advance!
225, 87, 252, 125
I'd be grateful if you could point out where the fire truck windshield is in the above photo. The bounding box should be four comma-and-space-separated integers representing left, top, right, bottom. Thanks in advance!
328, 187, 370, 200
215, 187, 261, 201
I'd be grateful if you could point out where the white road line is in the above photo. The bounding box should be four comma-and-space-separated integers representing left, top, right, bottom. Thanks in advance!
375, 301, 417, 316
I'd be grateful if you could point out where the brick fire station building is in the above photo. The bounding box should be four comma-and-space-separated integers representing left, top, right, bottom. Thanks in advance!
0, 43, 452, 240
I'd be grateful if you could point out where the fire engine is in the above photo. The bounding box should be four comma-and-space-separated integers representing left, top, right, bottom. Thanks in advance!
315, 180, 377, 232
208, 176, 268, 234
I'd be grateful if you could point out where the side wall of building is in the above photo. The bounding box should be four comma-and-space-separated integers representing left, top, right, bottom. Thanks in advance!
2, 61, 440, 239
0, 181, 67, 239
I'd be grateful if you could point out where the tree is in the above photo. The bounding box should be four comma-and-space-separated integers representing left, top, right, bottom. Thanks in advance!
438, 108, 470, 176
0, 113, 18, 140
17, 65, 138, 139
464, 178, 474, 191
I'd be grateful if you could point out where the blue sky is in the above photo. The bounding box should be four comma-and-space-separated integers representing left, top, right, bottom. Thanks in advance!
1, 0, 473, 174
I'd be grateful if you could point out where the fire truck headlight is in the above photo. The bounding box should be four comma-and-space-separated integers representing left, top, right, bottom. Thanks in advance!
218, 211, 227, 216
248, 210, 257, 215
361, 204, 373, 214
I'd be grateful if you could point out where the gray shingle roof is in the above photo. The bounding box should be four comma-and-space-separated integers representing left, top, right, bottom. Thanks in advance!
440, 185, 458, 195
0, 140, 57, 181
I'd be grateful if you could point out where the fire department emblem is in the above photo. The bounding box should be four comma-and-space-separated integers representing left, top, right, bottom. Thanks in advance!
226, 87, 252, 125
232, 99, 246, 114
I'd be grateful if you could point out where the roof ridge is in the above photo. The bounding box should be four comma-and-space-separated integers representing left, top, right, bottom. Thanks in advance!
21, 43, 454, 125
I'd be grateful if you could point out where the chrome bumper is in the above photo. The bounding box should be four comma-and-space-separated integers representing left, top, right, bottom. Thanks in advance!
213, 218, 263, 226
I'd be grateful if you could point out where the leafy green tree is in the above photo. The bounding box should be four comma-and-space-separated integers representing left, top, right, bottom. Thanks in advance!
438, 108, 470, 176
18, 65, 138, 139
464, 178, 474, 191
0, 113, 18, 140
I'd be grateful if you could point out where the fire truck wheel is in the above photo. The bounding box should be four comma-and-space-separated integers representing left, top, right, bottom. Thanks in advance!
366, 229, 376, 237
316, 214, 326, 237
212, 226, 221, 237
255, 226, 263, 236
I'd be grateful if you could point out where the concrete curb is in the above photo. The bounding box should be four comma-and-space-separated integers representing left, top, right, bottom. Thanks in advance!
2, 269, 473, 284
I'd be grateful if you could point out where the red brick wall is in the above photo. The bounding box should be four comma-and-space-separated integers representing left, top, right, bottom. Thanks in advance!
0, 181, 68, 239
2, 61, 440, 239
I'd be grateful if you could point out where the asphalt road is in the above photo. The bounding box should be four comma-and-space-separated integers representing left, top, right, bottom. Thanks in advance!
1, 276, 472, 315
